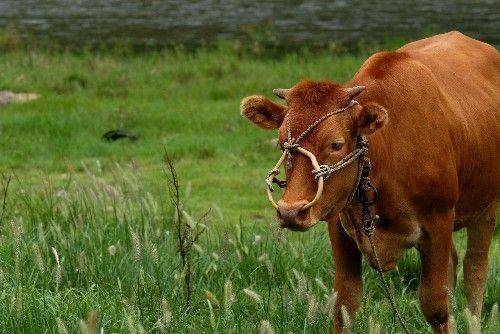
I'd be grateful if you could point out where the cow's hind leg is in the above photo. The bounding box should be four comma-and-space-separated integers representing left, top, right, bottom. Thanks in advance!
463, 205, 496, 324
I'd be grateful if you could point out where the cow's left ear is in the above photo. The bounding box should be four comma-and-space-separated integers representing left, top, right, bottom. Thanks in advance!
355, 102, 388, 134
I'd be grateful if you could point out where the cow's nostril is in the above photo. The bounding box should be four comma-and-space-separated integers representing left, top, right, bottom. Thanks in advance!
277, 200, 309, 225
296, 207, 310, 220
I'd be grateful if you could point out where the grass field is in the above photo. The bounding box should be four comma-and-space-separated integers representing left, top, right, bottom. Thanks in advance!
0, 45, 498, 333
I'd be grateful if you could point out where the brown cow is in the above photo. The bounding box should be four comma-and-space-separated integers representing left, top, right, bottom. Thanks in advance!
240, 32, 499, 333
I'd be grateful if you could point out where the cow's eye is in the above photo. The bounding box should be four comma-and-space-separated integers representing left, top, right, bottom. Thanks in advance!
330, 138, 345, 151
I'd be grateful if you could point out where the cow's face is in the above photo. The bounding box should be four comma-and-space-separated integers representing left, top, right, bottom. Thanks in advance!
241, 80, 387, 231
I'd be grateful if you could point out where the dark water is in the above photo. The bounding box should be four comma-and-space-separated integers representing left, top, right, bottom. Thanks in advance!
0, 0, 498, 48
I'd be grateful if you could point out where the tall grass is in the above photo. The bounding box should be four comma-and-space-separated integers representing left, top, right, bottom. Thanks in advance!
0, 165, 497, 333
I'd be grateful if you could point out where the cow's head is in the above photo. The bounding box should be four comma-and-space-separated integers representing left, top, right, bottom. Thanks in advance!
240, 80, 387, 231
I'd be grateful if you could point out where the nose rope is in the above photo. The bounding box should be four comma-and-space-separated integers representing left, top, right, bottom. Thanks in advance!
282, 100, 358, 169
266, 100, 361, 210
313, 140, 368, 180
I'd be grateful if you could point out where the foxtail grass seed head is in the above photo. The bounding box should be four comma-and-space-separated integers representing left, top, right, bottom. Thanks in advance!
243, 288, 263, 306
56, 317, 69, 334
258, 253, 268, 262
264, 259, 274, 277
78, 251, 86, 273
292, 269, 308, 299
212, 203, 224, 220
79, 310, 97, 334
182, 210, 198, 229
51, 247, 62, 290
204, 290, 220, 307
306, 294, 319, 325
32, 243, 45, 273
223, 280, 235, 316
235, 249, 243, 262
259, 320, 275, 334
488, 303, 498, 332
465, 308, 481, 334
288, 243, 299, 259
322, 291, 338, 317
228, 237, 237, 248
341, 305, 352, 334
130, 228, 142, 262
368, 316, 381, 334
235, 223, 242, 244
192, 243, 204, 254
448, 315, 457, 334
10, 220, 22, 244
125, 310, 137, 334
16, 286, 23, 316
161, 299, 172, 329
108, 245, 117, 256
314, 277, 328, 293
37, 223, 46, 245
253, 234, 262, 245
205, 262, 218, 276
207, 300, 216, 329
149, 243, 159, 265
211, 252, 220, 261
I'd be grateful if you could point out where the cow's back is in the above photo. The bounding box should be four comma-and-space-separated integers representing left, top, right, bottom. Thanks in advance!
352, 32, 499, 217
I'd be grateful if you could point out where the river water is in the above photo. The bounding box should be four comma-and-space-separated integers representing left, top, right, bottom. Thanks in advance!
0, 0, 498, 48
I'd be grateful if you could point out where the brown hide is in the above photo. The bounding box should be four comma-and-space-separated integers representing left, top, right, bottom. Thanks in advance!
240, 32, 499, 333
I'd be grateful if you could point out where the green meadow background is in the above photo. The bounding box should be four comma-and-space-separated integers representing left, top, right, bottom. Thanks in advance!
0, 37, 498, 333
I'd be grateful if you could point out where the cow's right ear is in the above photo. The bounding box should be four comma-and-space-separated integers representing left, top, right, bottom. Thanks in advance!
240, 95, 286, 129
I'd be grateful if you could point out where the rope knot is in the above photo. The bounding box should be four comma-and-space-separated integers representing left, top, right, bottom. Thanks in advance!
283, 138, 299, 169
283, 139, 299, 151
313, 165, 332, 180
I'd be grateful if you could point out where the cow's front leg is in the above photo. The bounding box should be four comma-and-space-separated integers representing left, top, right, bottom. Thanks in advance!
328, 219, 362, 334
418, 213, 454, 334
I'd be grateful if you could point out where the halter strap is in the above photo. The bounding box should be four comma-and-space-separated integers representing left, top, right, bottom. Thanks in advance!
284, 100, 358, 169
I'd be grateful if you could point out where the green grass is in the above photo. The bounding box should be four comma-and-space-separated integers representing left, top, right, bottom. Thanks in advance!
0, 46, 498, 333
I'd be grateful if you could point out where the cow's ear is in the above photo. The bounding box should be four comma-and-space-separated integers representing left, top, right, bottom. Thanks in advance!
355, 102, 388, 134
240, 95, 286, 129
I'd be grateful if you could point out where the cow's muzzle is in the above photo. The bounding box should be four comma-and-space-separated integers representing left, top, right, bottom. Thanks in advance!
266, 146, 325, 211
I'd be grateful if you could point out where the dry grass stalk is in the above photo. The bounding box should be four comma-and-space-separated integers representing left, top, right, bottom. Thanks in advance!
165, 154, 207, 309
